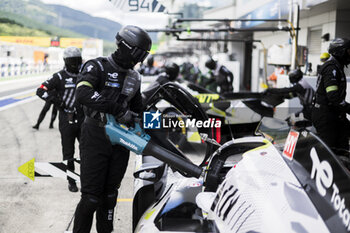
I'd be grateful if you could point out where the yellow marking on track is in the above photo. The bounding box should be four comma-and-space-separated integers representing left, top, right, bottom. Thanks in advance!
117, 198, 133, 202
18, 158, 35, 181
14, 92, 35, 99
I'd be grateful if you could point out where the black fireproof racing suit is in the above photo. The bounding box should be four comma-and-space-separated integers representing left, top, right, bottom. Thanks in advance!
266, 79, 315, 120
207, 65, 233, 94
312, 56, 350, 151
35, 95, 58, 128
73, 56, 142, 233
36, 69, 84, 182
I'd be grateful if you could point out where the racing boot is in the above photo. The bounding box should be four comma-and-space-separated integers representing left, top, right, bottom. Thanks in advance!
68, 180, 78, 192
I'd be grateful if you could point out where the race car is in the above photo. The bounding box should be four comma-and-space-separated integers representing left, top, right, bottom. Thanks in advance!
142, 77, 288, 146
185, 81, 289, 142
133, 117, 350, 233
130, 81, 350, 232
141, 81, 216, 156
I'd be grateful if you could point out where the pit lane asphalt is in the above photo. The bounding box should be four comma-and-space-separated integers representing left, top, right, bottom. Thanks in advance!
0, 74, 206, 233
0, 75, 134, 233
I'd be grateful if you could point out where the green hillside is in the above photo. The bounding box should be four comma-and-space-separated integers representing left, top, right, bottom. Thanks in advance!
0, 10, 86, 38
0, 17, 50, 36
0, 23, 49, 37
0, 0, 124, 55
0, 0, 122, 41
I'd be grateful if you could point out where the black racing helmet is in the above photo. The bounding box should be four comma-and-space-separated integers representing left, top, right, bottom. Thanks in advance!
63, 47, 82, 74
147, 55, 154, 67
165, 62, 180, 81
116, 25, 152, 65
288, 69, 303, 84
328, 38, 350, 59
205, 57, 217, 70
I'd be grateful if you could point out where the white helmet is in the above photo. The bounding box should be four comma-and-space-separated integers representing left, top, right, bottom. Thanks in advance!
63, 47, 82, 73
63, 46, 81, 58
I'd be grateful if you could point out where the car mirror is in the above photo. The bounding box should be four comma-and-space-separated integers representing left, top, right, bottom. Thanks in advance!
133, 163, 165, 182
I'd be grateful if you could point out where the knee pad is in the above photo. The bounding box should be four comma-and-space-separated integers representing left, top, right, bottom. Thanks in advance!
104, 192, 117, 209
80, 194, 100, 214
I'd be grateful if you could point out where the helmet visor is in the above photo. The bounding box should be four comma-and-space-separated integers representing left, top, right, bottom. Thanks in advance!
64, 57, 82, 73
131, 47, 149, 64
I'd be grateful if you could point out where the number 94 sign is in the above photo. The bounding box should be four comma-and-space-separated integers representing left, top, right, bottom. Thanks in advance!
110, 0, 166, 13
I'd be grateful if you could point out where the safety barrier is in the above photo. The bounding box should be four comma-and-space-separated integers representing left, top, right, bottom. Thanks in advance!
0, 62, 62, 78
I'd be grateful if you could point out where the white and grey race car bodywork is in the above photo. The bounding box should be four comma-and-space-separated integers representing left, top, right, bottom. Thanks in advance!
135, 82, 350, 233
133, 130, 350, 233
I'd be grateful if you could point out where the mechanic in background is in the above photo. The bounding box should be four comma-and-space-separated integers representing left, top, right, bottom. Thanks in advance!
317, 52, 330, 75
36, 47, 84, 192
142, 61, 180, 103
180, 61, 201, 84
264, 69, 315, 121
204, 57, 234, 94
73, 25, 151, 233
32, 100, 57, 129
138, 55, 159, 76
312, 38, 350, 152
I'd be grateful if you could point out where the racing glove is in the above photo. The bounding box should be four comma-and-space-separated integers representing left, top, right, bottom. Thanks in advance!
44, 93, 66, 110
108, 100, 123, 116
37, 87, 66, 110
117, 109, 138, 125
